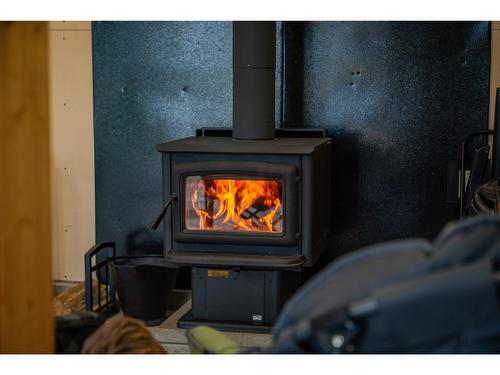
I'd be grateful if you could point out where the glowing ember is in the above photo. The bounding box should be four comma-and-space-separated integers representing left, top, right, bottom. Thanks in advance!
185, 176, 283, 233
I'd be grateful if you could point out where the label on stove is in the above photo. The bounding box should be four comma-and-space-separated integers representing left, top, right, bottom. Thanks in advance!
207, 269, 229, 278
252, 314, 263, 321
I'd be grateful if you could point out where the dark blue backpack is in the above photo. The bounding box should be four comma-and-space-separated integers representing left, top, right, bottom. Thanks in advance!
268, 215, 500, 353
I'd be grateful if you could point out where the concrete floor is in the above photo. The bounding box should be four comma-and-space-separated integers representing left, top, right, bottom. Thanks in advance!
54, 282, 271, 354
148, 300, 272, 354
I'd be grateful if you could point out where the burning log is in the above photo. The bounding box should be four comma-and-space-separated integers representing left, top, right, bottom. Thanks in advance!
186, 177, 283, 232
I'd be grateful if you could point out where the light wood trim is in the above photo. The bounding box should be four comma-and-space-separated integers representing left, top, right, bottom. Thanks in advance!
490, 23, 500, 130
48, 21, 91, 31
0, 22, 54, 353
49, 22, 95, 282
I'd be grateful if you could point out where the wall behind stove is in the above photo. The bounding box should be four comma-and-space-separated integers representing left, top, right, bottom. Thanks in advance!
283, 22, 491, 261
92, 21, 282, 256
93, 22, 490, 266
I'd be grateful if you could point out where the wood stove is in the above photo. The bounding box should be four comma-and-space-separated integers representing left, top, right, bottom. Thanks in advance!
152, 22, 333, 332
156, 130, 332, 331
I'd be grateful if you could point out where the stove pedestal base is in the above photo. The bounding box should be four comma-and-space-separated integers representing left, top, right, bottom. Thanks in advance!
177, 309, 273, 334
188, 267, 301, 331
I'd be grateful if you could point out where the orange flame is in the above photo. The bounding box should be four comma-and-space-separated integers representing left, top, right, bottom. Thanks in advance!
185, 177, 283, 233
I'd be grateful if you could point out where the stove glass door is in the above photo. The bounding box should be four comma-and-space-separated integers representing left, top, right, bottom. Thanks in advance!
184, 176, 283, 233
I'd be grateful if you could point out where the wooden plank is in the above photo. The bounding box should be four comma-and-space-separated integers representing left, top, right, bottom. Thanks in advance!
49, 27, 94, 281
48, 21, 91, 31
489, 28, 500, 130
0, 22, 54, 353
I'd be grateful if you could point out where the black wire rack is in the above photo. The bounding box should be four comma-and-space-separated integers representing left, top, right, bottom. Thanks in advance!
84, 242, 117, 314
460, 129, 495, 218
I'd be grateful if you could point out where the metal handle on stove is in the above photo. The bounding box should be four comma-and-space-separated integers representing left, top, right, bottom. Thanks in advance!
149, 193, 177, 230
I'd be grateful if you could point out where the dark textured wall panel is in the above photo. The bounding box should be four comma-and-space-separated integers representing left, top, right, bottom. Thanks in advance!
290, 22, 490, 258
93, 22, 232, 254
93, 21, 282, 254
93, 21, 490, 269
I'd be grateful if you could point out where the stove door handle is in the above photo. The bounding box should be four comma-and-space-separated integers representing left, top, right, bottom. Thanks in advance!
149, 193, 178, 230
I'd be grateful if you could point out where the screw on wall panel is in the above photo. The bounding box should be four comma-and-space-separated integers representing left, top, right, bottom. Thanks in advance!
121, 87, 126, 93
295, 233, 301, 240
350, 70, 361, 85
182, 86, 188, 92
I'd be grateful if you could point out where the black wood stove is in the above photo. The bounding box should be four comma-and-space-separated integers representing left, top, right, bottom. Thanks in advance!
153, 22, 333, 332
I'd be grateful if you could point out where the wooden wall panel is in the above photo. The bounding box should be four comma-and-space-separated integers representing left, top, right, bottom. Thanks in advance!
490, 22, 500, 131
48, 21, 91, 31
0, 21, 53, 353
49, 21, 94, 281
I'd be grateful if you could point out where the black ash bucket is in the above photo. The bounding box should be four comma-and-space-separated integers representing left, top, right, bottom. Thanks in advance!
110, 256, 178, 326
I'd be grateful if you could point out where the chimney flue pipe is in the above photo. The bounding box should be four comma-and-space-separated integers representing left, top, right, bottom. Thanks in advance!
232, 21, 276, 140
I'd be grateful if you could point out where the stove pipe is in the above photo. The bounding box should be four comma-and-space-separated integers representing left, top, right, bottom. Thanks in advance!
232, 21, 276, 140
